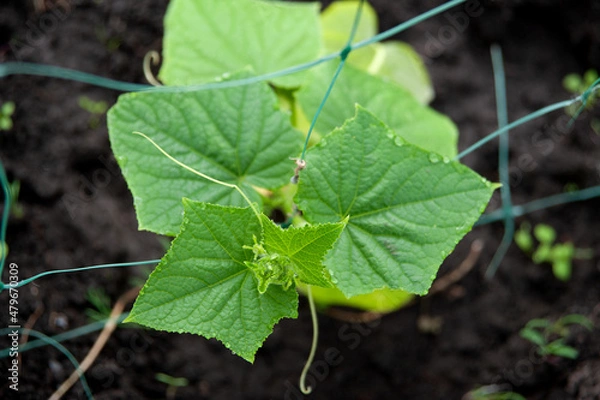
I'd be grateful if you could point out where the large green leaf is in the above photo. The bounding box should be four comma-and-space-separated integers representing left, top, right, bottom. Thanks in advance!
295, 106, 496, 297
160, 0, 321, 87
296, 62, 457, 157
107, 76, 303, 236
125, 201, 298, 363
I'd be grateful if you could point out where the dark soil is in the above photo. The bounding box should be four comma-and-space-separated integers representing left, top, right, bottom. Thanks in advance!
1, 0, 599, 399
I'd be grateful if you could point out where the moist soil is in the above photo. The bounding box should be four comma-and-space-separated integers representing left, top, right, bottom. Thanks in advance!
1, 0, 599, 399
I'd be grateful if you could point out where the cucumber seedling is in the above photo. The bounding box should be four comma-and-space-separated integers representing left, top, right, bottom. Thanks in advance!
519, 314, 594, 359
514, 222, 593, 281
105, 1, 497, 390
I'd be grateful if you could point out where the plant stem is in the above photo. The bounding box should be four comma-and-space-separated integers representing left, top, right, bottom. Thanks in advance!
299, 285, 318, 395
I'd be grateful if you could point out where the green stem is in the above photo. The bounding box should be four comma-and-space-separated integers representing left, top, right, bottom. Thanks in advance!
299, 285, 318, 395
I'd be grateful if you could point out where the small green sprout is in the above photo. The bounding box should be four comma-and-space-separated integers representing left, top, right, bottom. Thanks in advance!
0, 101, 15, 131
0, 241, 8, 259
519, 314, 594, 359
78, 96, 109, 129
514, 222, 593, 281
563, 69, 599, 102
464, 385, 525, 400
155, 372, 189, 400
563, 69, 600, 133
8, 180, 24, 219
85, 287, 112, 322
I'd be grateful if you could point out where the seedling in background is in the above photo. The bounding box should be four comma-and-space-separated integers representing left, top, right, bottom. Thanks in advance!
154, 373, 189, 400
463, 385, 525, 400
563, 69, 600, 133
8, 179, 24, 219
78, 96, 109, 129
85, 287, 112, 322
563, 69, 600, 105
514, 222, 593, 281
519, 314, 594, 359
0, 241, 7, 260
0, 101, 15, 131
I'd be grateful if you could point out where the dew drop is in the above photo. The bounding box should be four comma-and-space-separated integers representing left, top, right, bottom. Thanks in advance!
328, 269, 338, 284
429, 274, 436, 281
428, 153, 441, 163
117, 156, 128, 166
442, 156, 449, 163
394, 137, 404, 147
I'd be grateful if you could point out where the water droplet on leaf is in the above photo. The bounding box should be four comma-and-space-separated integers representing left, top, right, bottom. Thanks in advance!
428, 153, 441, 163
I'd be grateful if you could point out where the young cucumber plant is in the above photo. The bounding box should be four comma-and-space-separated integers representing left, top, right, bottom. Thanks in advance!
514, 222, 593, 281
519, 314, 594, 359
0, 101, 15, 131
107, 0, 497, 362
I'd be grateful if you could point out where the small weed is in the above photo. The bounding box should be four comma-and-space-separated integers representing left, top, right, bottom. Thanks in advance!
0, 101, 15, 131
519, 314, 594, 359
514, 222, 593, 281
0, 241, 7, 259
463, 384, 525, 400
155, 372, 189, 400
8, 180, 24, 219
85, 287, 112, 322
78, 96, 109, 129
563, 68, 600, 133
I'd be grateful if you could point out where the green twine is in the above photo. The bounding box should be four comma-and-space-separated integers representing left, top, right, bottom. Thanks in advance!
352, 0, 467, 50
0, 62, 150, 92
0, 314, 128, 358
484, 44, 514, 280
0, 0, 468, 95
0, 327, 95, 399
477, 185, 600, 226
456, 77, 599, 161
0, 162, 10, 278
455, 100, 574, 160
0, 57, 338, 94
300, 0, 365, 161
0, 260, 159, 292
